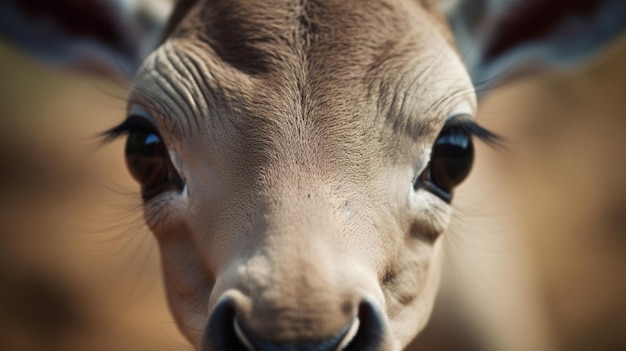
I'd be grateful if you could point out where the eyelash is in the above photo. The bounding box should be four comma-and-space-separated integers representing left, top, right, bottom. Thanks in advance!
441, 114, 503, 148
100, 115, 160, 143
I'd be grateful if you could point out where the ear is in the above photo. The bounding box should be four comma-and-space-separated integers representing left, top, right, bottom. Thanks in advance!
0, 0, 173, 80
444, 0, 626, 94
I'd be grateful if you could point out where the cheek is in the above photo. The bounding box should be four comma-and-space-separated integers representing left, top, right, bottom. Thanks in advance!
158, 227, 222, 348
144, 202, 217, 347
147, 192, 257, 339
161, 266, 210, 348
383, 237, 446, 347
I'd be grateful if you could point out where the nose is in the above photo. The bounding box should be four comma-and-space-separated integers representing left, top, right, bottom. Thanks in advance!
236, 318, 354, 351
203, 295, 387, 351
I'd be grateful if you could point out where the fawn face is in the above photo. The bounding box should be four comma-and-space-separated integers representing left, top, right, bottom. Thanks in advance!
123, 1, 474, 349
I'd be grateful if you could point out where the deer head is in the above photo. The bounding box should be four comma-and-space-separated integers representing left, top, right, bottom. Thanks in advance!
1, 0, 624, 350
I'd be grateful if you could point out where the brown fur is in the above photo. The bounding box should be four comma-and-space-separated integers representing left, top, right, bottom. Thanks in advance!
129, 0, 474, 349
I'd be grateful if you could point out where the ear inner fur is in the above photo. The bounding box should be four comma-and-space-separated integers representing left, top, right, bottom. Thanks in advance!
484, 0, 602, 60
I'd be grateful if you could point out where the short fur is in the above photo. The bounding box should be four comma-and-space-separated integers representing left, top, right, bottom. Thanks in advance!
131, 1, 473, 349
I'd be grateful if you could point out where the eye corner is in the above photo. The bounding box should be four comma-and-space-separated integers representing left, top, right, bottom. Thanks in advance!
412, 166, 454, 204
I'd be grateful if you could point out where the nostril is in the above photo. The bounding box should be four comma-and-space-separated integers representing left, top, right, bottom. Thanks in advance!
342, 299, 387, 351
237, 318, 357, 351
233, 318, 256, 350
203, 296, 387, 351
203, 297, 250, 351
337, 318, 360, 350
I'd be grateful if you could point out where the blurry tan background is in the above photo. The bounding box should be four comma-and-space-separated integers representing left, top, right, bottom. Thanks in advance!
0, 32, 625, 351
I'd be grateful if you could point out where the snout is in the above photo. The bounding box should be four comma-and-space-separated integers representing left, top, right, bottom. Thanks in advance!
203, 293, 389, 351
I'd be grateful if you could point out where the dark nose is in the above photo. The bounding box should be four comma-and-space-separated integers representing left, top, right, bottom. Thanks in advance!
236, 319, 353, 351
203, 296, 386, 351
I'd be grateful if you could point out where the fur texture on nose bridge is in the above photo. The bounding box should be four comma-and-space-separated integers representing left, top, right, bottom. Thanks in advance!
223, 175, 380, 343
234, 245, 360, 343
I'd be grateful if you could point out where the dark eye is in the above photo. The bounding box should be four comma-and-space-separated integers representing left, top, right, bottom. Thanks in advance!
124, 120, 184, 199
415, 119, 475, 203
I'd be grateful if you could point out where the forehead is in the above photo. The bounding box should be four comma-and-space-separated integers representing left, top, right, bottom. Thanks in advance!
168, 0, 453, 67
132, 0, 474, 159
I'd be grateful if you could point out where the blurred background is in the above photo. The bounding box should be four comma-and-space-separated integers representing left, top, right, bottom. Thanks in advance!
0, 20, 625, 351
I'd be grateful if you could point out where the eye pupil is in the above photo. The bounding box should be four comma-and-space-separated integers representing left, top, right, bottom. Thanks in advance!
125, 129, 179, 197
416, 121, 476, 202
430, 131, 474, 191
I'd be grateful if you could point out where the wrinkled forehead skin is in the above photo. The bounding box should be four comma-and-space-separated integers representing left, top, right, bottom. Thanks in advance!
133, 0, 474, 185
130, 0, 476, 349
136, 0, 474, 145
